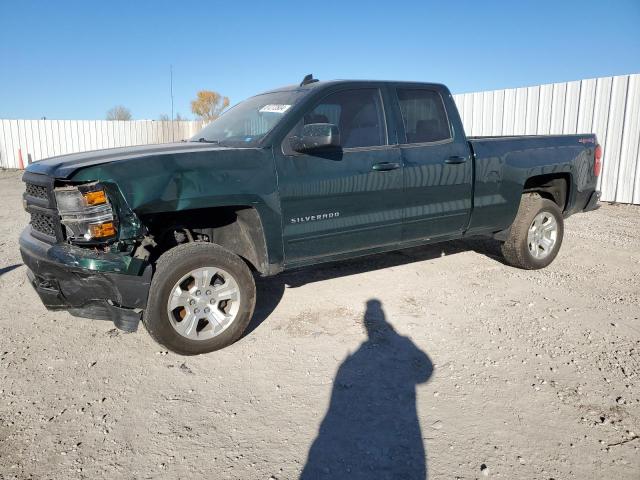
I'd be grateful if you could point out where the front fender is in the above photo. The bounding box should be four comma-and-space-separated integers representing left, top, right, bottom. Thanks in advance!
69, 147, 284, 268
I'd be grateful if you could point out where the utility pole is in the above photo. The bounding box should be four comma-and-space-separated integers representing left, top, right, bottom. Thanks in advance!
170, 64, 175, 141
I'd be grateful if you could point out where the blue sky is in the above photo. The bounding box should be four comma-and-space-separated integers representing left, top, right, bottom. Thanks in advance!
1, 0, 638, 120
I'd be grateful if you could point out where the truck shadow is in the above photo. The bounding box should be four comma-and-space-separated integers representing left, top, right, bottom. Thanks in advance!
300, 299, 433, 479
248, 237, 503, 336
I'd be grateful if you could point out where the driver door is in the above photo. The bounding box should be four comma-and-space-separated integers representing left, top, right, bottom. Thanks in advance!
274, 87, 403, 265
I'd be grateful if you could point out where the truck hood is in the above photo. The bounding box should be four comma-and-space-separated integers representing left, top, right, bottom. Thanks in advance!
25, 142, 237, 179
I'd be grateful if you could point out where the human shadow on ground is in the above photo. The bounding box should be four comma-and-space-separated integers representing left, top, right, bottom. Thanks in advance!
246, 237, 503, 337
299, 299, 433, 479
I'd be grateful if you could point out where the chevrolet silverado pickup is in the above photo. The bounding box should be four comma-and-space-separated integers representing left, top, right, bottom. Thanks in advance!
20, 75, 602, 354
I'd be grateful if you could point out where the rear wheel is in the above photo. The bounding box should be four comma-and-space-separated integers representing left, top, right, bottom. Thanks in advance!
501, 193, 564, 270
143, 242, 256, 355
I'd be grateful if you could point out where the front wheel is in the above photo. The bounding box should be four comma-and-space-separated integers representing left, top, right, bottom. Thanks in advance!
143, 242, 256, 355
501, 193, 564, 270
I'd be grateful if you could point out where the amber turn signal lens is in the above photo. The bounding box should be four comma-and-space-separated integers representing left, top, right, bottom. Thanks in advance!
89, 222, 116, 238
83, 190, 107, 206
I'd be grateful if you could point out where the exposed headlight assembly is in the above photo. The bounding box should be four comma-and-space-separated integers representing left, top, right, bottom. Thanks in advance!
54, 183, 116, 242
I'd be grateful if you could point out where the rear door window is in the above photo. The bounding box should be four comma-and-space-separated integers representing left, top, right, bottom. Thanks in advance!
396, 89, 451, 144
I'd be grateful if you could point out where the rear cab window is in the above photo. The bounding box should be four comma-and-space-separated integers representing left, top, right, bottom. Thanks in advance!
396, 88, 452, 144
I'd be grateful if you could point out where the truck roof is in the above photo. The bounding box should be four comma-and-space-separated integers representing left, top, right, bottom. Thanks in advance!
260, 79, 449, 96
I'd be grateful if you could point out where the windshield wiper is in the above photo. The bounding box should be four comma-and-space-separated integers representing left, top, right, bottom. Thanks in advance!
193, 137, 219, 144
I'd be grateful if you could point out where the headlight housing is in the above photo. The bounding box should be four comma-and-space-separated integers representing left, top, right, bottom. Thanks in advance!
54, 183, 117, 242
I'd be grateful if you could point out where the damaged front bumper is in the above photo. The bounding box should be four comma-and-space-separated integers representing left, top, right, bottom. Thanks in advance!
19, 227, 151, 332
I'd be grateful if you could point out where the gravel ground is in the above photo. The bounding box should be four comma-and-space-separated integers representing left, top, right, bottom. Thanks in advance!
0, 169, 638, 479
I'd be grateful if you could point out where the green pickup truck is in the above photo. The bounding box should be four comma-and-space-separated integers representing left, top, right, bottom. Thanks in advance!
20, 76, 602, 354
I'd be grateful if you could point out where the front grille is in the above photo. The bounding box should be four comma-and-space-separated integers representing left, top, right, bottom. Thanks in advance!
23, 172, 64, 243
31, 212, 57, 237
25, 183, 48, 200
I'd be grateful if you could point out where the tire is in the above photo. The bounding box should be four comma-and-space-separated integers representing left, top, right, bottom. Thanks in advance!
501, 193, 564, 270
143, 242, 256, 355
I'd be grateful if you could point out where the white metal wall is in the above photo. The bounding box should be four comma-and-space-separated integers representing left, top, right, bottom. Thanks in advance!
2, 74, 639, 204
453, 73, 640, 204
0, 120, 205, 170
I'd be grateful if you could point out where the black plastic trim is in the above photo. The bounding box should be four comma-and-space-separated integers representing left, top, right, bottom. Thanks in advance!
20, 229, 151, 332
583, 190, 601, 212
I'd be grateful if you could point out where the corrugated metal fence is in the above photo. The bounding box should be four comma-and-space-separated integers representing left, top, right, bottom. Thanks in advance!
0, 119, 205, 170
453, 73, 640, 204
1, 73, 639, 204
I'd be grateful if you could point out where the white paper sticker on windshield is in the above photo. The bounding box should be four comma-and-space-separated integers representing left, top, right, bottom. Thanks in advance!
259, 104, 291, 114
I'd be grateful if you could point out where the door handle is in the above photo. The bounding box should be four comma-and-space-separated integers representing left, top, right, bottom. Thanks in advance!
445, 156, 467, 164
372, 162, 401, 171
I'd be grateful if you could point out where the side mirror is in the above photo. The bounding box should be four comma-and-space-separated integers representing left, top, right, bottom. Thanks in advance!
290, 123, 341, 153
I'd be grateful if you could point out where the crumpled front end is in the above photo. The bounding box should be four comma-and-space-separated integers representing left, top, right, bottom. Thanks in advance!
20, 170, 151, 332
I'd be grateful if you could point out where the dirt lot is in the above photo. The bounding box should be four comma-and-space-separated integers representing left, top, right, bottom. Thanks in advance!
0, 169, 638, 479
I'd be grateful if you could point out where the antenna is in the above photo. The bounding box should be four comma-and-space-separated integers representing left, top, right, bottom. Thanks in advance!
300, 73, 319, 86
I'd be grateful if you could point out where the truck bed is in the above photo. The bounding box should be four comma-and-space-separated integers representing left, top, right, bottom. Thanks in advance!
465, 134, 599, 236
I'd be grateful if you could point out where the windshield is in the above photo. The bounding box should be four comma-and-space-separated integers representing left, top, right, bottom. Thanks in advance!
191, 90, 308, 147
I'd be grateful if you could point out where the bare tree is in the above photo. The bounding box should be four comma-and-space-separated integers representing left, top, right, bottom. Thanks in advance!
159, 113, 188, 121
106, 105, 132, 121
